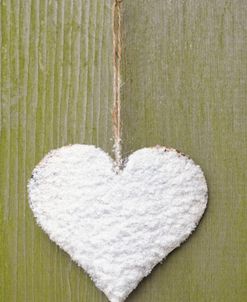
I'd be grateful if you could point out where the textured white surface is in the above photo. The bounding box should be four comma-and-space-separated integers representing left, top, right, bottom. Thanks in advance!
28, 145, 207, 302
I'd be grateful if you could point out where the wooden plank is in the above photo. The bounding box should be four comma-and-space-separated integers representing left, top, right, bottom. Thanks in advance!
121, 1, 247, 302
0, 0, 246, 302
1, 0, 113, 301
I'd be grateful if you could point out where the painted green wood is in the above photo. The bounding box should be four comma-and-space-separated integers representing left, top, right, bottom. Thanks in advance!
121, 1, 247, 302
1, 1, 113, 301
0, 1, 246, 302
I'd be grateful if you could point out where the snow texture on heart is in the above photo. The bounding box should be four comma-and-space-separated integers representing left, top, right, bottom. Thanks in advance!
28, 145, 207, 302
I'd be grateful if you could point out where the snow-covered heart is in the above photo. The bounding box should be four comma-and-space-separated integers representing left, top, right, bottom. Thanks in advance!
28, 144, 207, 302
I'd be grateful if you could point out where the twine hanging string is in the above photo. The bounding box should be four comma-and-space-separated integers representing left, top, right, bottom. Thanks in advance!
112, 0, 122, 171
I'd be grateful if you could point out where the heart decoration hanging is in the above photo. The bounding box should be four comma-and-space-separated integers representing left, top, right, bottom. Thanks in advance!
28, 1, 208, 301
28, 144, 207, 302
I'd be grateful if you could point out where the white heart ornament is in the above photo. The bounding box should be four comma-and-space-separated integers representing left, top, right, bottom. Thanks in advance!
28, 145, 207, 302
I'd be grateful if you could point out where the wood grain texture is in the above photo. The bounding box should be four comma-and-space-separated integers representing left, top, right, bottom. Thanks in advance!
121, 1, 247, 302
1, 1, 113, 301
0, 1, 246, 302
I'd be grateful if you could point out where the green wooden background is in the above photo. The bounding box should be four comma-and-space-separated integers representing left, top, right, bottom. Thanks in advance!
1, 0, 246, 301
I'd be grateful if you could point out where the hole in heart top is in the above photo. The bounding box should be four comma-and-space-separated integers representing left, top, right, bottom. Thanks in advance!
28, 144, 207, 302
